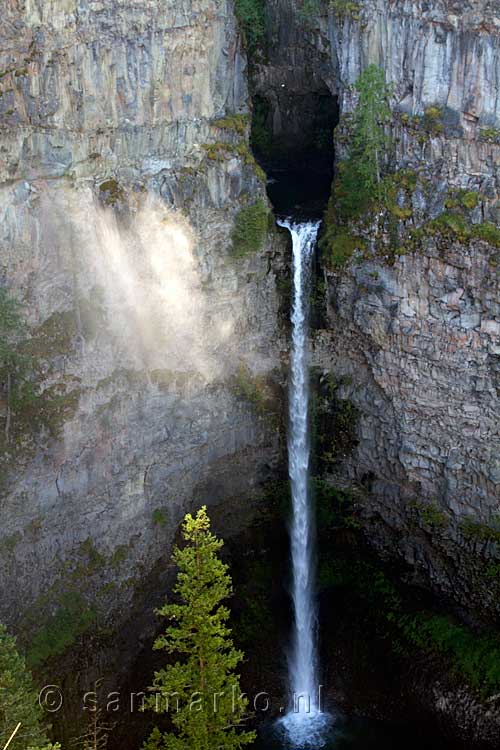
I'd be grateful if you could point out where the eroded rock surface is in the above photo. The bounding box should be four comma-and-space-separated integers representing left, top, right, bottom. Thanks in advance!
0, 1, 286, 649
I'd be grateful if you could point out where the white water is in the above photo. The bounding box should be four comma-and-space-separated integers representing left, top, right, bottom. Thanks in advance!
277, 219, 330, 748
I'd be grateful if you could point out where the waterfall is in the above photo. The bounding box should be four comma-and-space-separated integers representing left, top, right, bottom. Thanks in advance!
277, 219, 329, 748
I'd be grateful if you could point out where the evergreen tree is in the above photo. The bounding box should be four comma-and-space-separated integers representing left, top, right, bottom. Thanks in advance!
143, 507, 255, 750
0, 624, 51, 750
336, 65, 392, 217
352, 64, 391, 188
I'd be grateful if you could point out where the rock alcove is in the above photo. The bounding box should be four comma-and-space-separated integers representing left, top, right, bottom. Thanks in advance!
250, 87, 338, 218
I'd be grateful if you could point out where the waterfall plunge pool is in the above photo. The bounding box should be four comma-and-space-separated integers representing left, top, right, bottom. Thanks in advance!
255, 712, 456, 750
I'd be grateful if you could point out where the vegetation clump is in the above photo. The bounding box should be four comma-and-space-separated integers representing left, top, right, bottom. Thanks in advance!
329, 0, 361, 19
472, 221, 500, 246
98, 179, 124, 206
27, 592, 96, 667
234, 0, 266, 52
202, 141, 266, 182
424, 213, 500, 248
422, 105, 444, 134
314, 475, 500, 700
78, 537, 106, 573
143, 507, 255, 750
410, 501, 449, 530
310, 370, 359, 467
480, 127, 500, 143
321, 65, 391, 267
444, 189, 480, 211
231, 200, 268, 257
315, 480, 360, 535
460, 515, 500, 546
321, 225, 366, 268
152, 508, 167, 526
212, 114, 249, 135
320, 554, 500, 698
368, 569, 500, 698
231, 365, 278, 426
202, 142, 233, 161
110, 544, 129, 567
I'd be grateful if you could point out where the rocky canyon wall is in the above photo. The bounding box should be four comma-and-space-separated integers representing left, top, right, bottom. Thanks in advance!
277, 0, 500, 619
0, 0, 286, 659
1, 0, 499, 737
250, 0, 499, 619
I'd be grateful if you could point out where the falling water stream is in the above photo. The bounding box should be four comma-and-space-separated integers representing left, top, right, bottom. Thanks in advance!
277, 219, 330, 748
256, 220, 461, 750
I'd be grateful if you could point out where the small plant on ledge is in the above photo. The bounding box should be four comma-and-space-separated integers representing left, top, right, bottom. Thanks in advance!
231, 199, 269, 257
329, 0, 361, 20
410, 500, 449, 530
211, 114, 249, 135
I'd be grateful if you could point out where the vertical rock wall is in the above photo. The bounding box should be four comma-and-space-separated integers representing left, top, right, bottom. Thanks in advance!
321, 0, 500, 618
247, 0, 500, 619
0, 1, 286, 653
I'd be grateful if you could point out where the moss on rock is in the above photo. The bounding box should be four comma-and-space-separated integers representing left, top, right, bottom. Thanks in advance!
231, 200, 269, 257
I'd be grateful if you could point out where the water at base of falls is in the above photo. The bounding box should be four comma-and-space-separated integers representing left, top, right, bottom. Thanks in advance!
277, 219, 331, 748
277, 709, 333, 750
257, 712, 458, 750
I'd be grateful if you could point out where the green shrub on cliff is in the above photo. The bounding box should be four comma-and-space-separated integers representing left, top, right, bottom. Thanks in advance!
142, 507, 255, 750
375, 576, 500, 697
473, 221, 500, 246
322, 558, 500, 697
480, 127, 500, 143
231, 200, 269, 257
460, 515, 500, 545
422, 105, 444, 134
410, 501, 448, 530
234, 0, 266, 52
27, 592, 96, 668
212, 114, 249, 135
329, 0, 361, 20
425, 213, 500, 248
403, 611, 500, 696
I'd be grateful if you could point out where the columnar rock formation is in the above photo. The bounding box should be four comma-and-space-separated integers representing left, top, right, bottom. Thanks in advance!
252, 0, 499, 615
0, 1, 285, 643
322, 0, 500, 616
1, 2, 499, 742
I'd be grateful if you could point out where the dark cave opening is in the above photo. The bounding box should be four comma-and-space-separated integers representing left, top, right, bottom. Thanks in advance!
251, 87, 338, 218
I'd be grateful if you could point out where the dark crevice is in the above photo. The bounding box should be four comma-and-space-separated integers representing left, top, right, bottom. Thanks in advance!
251, 87, 338, 218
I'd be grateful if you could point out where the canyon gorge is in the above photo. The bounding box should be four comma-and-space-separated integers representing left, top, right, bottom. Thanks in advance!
0, 1, 499, 748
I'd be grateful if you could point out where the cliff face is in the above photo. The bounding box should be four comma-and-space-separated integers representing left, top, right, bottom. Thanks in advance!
276, 2, 500, 739
314, 238, 499, 613
1, 0, 500, 740
318, 0, 500, 615
252, 0, 499, 619
0, 0, 285, 653
335, 0, 500, 199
